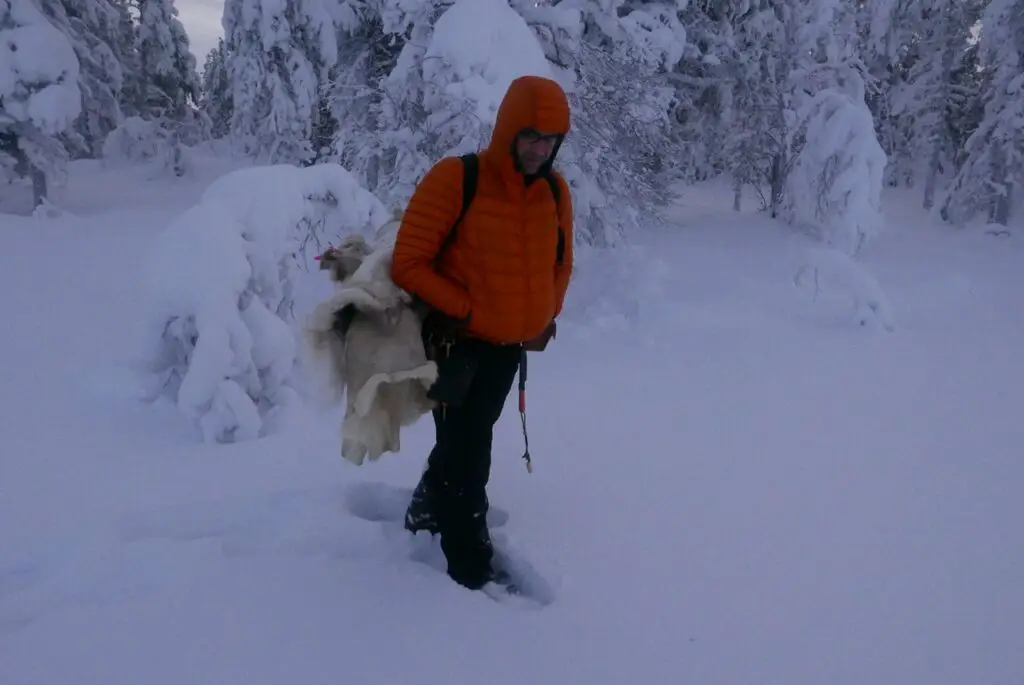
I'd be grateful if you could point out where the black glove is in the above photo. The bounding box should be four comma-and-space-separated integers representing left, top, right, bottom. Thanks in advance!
422, 309, 470, 343
426, 350, 478, 407
420, 309, 477, 407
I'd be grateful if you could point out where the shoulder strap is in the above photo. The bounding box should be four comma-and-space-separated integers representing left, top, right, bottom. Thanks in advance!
542, 171, 566, 267
433, 155, 564, 268
434, 153, 478, 265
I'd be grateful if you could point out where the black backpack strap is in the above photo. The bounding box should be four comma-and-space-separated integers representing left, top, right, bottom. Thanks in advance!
434, 153, 478, 265
432, 156, 564, 269
542, 171, 566, 266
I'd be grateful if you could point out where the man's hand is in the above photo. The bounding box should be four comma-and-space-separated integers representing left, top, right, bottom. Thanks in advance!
523, 320, 556, 352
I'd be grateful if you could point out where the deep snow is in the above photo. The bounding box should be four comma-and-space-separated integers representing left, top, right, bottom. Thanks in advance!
1, 158, 1022, 685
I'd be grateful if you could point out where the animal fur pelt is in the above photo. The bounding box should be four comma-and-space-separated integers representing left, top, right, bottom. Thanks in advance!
305, 212, 437, 465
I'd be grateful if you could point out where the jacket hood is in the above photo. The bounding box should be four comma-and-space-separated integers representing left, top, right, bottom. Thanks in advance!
486, 75, 570, 180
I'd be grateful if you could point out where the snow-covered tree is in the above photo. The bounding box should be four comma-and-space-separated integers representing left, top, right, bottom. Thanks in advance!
40, 0, 137, 157
914, 0, 986, 210
940, 0, 1024, 227
222, 0, 339, 164
527, 0, 689, 244
858, 0, 985, 206
537, 0, 687, 70
0, 0, 82, 207
665, 1, 743, 188
323, 8, 400, 188
784, 68, 887, 255
334, 0, 568, 206
330, 0, 688, 246
136, 0, 201, 123
677, 0, 886, 239
776, 1, 888, 253
137, 163, 391, 443
855, 0, 919, 188
675, 0, 785, 207
329, 0, 438, 207
200, 38, 233, 139
102, 0, 205, 176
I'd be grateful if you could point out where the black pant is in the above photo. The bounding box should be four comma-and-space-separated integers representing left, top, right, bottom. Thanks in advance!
416, 338, 522, 588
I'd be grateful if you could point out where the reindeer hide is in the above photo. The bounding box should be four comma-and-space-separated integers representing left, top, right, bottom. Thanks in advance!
305, 216, 437, 465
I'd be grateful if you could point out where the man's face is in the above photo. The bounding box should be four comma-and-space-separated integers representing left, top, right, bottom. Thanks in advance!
515, 129, 559, 175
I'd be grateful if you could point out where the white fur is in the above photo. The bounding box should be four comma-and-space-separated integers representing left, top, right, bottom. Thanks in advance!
305, 214, 438, 465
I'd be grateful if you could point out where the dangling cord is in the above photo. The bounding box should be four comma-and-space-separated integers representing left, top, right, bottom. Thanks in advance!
518, 345, 532, 473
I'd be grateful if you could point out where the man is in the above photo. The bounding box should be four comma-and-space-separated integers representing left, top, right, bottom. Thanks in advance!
389, 74, 574, 591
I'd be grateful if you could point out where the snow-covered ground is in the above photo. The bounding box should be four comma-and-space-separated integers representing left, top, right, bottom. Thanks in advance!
1, 158, 1022, 685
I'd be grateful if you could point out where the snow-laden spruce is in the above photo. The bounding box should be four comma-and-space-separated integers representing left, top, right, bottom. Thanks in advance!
0, 0, 82, 206
335, 0, 558, 209
529, 0, 685, 246
124, 0, 206, 176
857, 0, 985, 203
136, 0, 201, 121
200, 39, 232, 139
0, 0, 81, 133
40, 0, 137, 158
939, 0, 1024, 227
137, 163, 390, 443
222, 0, 338, 164
784, 69, 887, 256
328, 0, 684, 245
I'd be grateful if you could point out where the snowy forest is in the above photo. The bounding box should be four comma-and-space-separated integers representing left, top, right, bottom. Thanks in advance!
1, 2, 1021, 661
2, 0, 1023, 248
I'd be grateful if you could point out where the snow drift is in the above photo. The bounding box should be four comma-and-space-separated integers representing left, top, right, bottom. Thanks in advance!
136, 162, 390, 443
794, 246, 897, 332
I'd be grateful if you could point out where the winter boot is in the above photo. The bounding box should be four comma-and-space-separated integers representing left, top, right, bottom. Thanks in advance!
441, 508, 498, 590
404, 475, 439, 535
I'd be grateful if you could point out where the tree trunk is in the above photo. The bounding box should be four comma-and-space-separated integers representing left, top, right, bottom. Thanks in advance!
31, 165, 47, 208
923, 32, 958, 211
991, 183, 1012, 226
989, 146, 1011, 226
769, 152, 786, 218
922, 140, 942, 210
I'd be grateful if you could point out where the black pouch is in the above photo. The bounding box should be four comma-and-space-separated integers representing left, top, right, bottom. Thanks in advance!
426, 343, 478, 407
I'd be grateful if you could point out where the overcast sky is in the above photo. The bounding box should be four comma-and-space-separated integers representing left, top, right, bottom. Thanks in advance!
178, 0, 223, 62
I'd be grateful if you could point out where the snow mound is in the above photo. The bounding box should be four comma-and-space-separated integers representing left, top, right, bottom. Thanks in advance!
794, 246, 897, 332
102, 116, 193, 178
137, 163, 390, 443
422, 0, 557, 127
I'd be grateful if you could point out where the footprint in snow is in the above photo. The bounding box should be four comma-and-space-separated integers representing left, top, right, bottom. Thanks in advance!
343, 480, 557, 608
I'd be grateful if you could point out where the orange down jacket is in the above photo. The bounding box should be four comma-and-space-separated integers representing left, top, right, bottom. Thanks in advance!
390, 75, 574, 345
